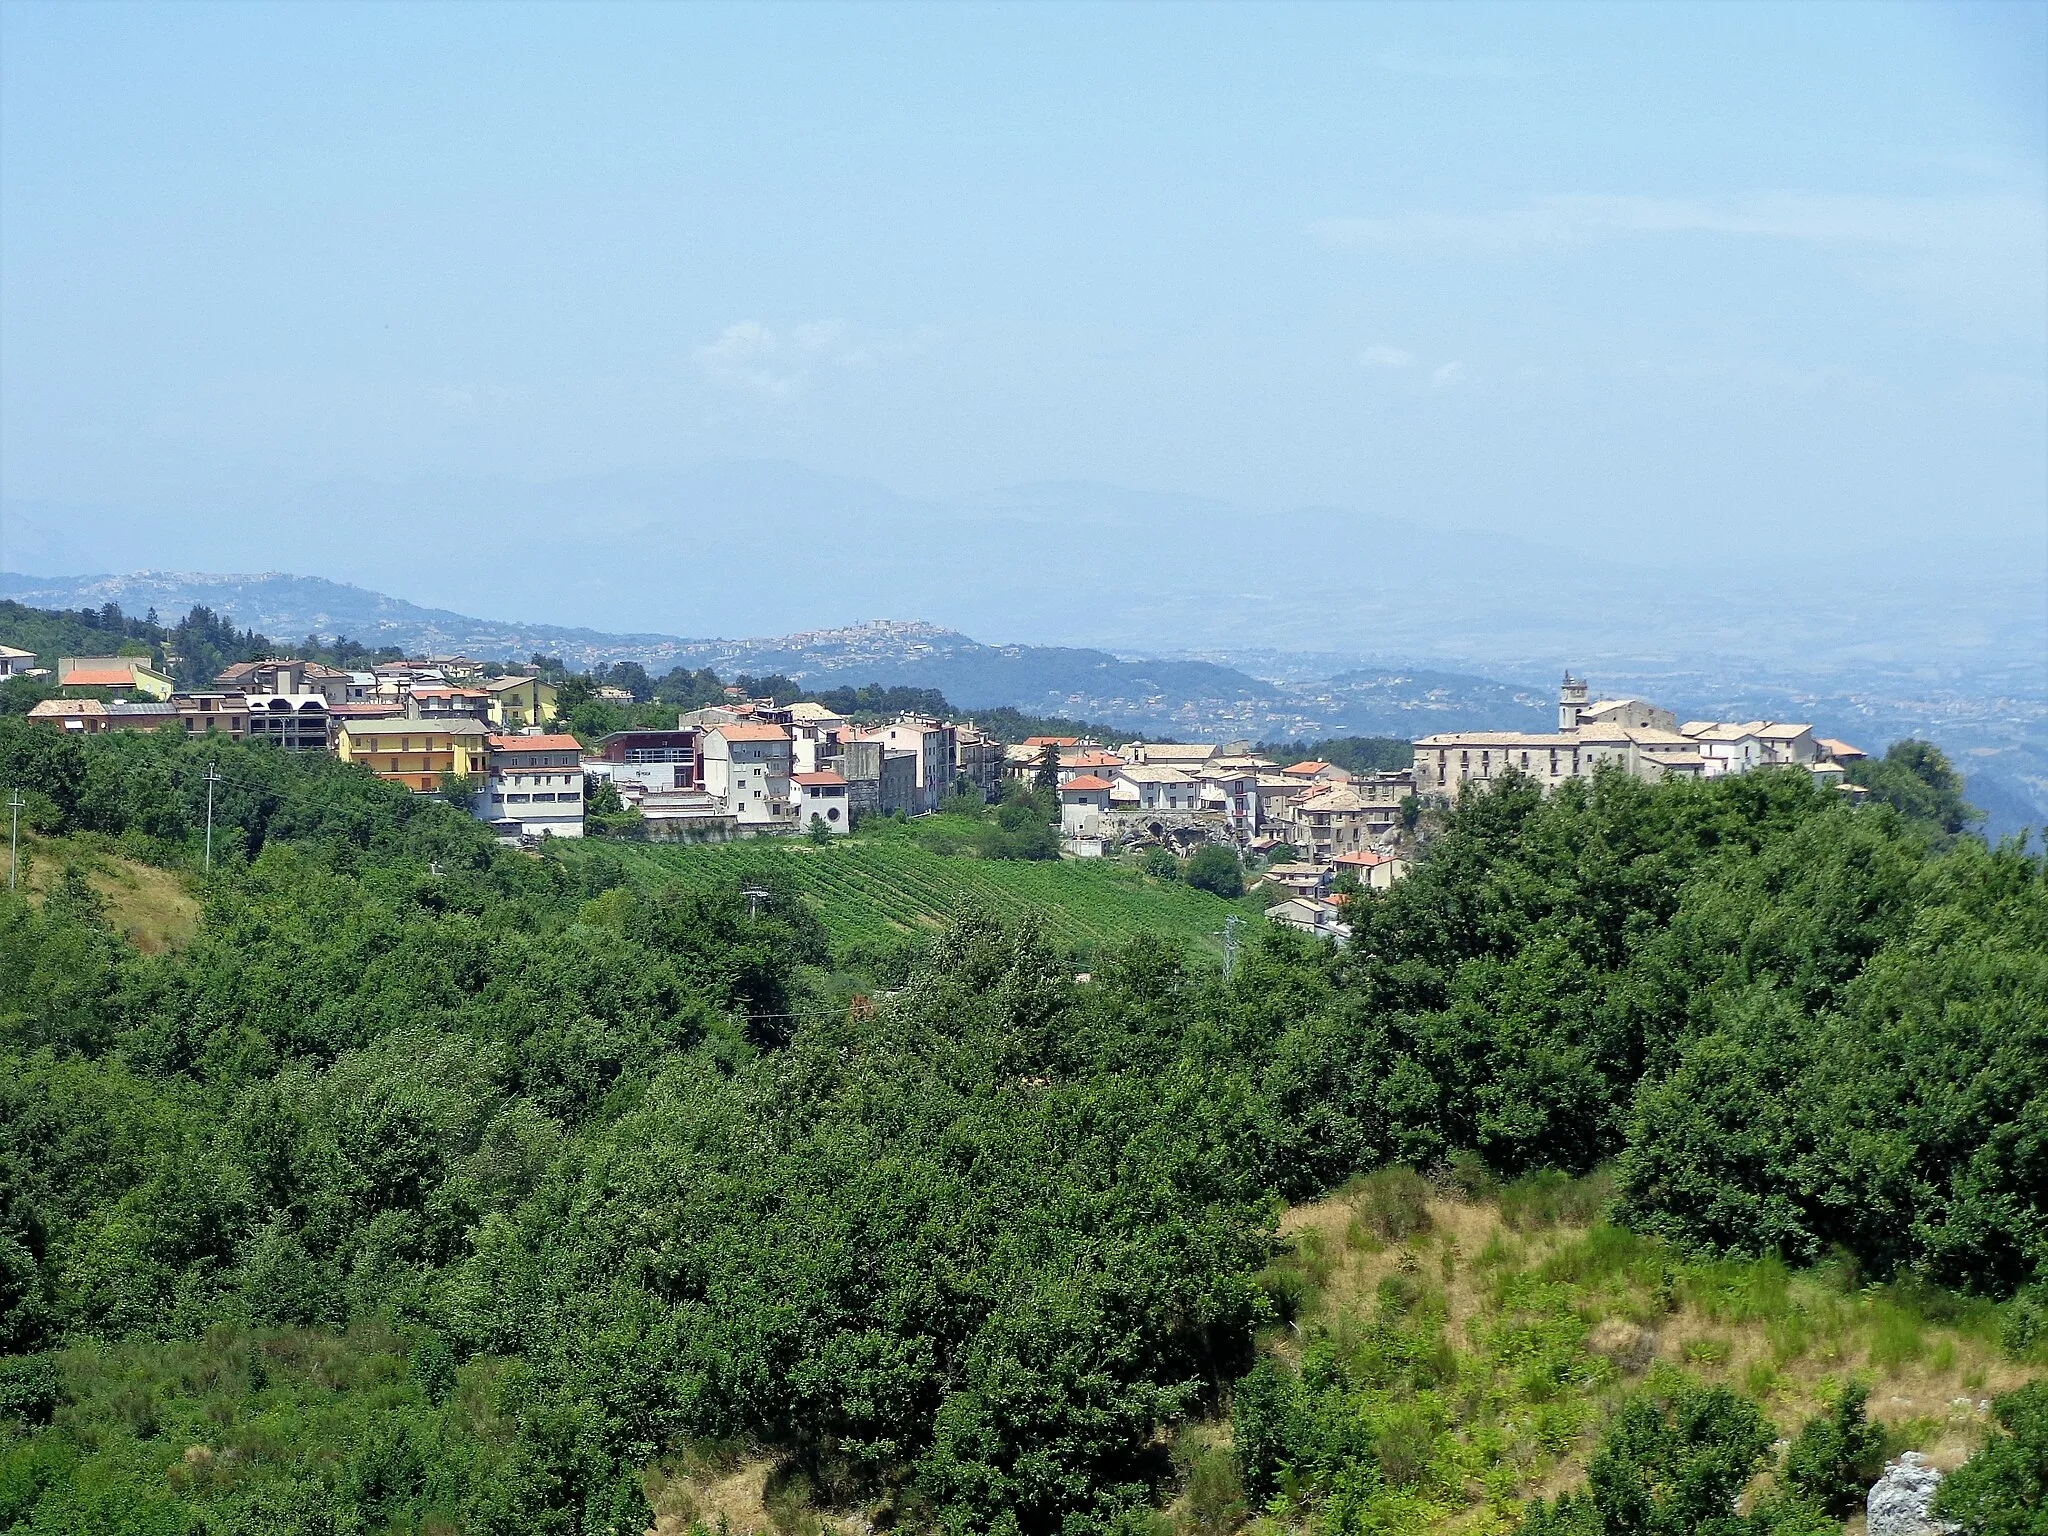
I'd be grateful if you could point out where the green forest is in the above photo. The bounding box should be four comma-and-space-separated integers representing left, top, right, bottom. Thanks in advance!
0, 716, 2041, 1534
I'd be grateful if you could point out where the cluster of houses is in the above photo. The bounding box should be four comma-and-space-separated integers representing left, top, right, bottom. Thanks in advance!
1413, 673, 1870, 795
16, 650, 1870, 941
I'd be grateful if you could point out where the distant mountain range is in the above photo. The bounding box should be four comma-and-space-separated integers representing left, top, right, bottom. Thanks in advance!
7, 462, 2041, 684
4, 565, 2039, 841
0, 568, 1552, 741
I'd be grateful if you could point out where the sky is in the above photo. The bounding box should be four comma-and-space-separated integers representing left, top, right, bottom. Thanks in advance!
2, 1, 2044, 620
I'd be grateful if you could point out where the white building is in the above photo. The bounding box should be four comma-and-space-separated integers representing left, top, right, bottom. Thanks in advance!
792, 770, 852, 834
1058, 774, 1115, 853
1682, 723, 1766, 778
477, 732, 585, 838
1112, 763, 1202, 811
700, 722, 796, 833
786, 702, 849, 774
1197, 766, 1262, 836
1267, 895, 1351, 944
0, 644, 37, 679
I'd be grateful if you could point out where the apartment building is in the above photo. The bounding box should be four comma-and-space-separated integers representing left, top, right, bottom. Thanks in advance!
700, 723, 796, 832
26, 698, 180, 733
244, 694, 334, 752
856, 718, 957, 814
336, 718, 491, 792
476, 733, 585, 838
482, 674, 558, 729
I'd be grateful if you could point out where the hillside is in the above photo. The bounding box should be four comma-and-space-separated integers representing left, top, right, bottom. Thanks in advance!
569, 829, 1246, 960
0, 718, 2041, 1535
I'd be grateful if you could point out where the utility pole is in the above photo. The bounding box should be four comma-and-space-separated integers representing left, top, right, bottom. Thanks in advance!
1222, 914, 1242, 982
741, 885, 771, 919
6, 790, 22, 893
202, 765, 222, 873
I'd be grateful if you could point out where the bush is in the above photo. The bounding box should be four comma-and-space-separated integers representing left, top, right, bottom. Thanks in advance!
1502, 1168, 1615, 1231
0, 1353, 59, 1424
1183, 845, 1243, 899
1932, 1380, 2048, 1536
1142, 846, 1181, 881
1345, 1166, 1433, 1245
1780, 1381, 1885, 1517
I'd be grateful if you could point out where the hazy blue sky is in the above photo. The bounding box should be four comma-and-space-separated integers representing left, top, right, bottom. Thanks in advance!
2, 0, 2044, 581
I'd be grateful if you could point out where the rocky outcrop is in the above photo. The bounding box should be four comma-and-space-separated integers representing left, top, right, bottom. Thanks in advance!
1867, 1451, 1959, 1536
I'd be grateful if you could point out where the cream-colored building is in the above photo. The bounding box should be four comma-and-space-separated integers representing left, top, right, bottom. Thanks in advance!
58, 656, 174, 700
1420, 675, 1822, 797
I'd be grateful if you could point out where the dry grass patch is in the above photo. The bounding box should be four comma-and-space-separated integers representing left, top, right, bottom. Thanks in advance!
15, 831, 200, 952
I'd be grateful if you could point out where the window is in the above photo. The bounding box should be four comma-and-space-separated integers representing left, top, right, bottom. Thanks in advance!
826, 807, 839, 821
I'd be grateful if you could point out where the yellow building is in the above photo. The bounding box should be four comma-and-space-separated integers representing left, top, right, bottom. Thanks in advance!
337, 718, 492, 792
58, 656, 175, 700
483, 674, 559, 729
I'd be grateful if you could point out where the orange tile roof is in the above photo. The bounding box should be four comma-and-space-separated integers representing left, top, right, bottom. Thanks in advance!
792, 771, 848, 786
61, 667, 138, 687
1024, 736, 1081, 748
708, 722, 789, 741
1060, 774, 1115, 791
488, 733, 584, 752
1284, 761, 1329, 775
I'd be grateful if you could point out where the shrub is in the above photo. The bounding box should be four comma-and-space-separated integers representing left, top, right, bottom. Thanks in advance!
1183, 845, 1243, 899
1931, 1380, 2048, 1536
1345, 1166, 1433, 1245
0, 1353, 59, 1425
1780, 1381, 1885, 1517
1502, 1167, 1615, 1231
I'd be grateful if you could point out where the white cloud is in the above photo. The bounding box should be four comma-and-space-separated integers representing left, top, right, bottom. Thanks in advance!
693, 320, 939, 400
1358, 344, 1415, 370
1429, 362, 1466, 389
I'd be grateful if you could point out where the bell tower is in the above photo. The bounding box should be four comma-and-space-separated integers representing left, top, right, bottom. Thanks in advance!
1558, 672, 1589, 731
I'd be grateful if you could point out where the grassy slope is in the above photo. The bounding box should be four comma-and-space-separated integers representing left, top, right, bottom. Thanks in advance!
16, 832, 201, 954
1215, 1183, 2039, 1535
639, 1180, 2042, 1535
573, 831, 1244, 958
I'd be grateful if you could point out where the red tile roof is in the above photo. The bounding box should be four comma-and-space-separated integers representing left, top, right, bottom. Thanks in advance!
792, 771, 848, 786
708, 723, 789, 742
488, 733, 584, 752
61, 667, 138, 687
1284, 761, 1329, 775
1023, 736, 1081, 748
1060, 775, 1115, 792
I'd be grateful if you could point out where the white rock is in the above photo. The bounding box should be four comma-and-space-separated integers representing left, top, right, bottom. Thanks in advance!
1867, 1451, 1960, 1536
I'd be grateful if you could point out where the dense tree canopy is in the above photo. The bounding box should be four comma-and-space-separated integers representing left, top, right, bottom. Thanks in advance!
0, 719, 2039, 1531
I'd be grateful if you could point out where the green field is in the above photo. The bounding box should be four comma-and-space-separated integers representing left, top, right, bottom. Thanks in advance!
571, 832, 1245, 957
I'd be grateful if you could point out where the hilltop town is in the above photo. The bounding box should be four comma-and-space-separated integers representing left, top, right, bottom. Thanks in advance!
11, 639, 1872, 939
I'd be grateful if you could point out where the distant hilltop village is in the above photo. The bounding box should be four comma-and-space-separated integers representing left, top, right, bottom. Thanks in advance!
1416, 672, 1869, 796
15, 647, 1869, 934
